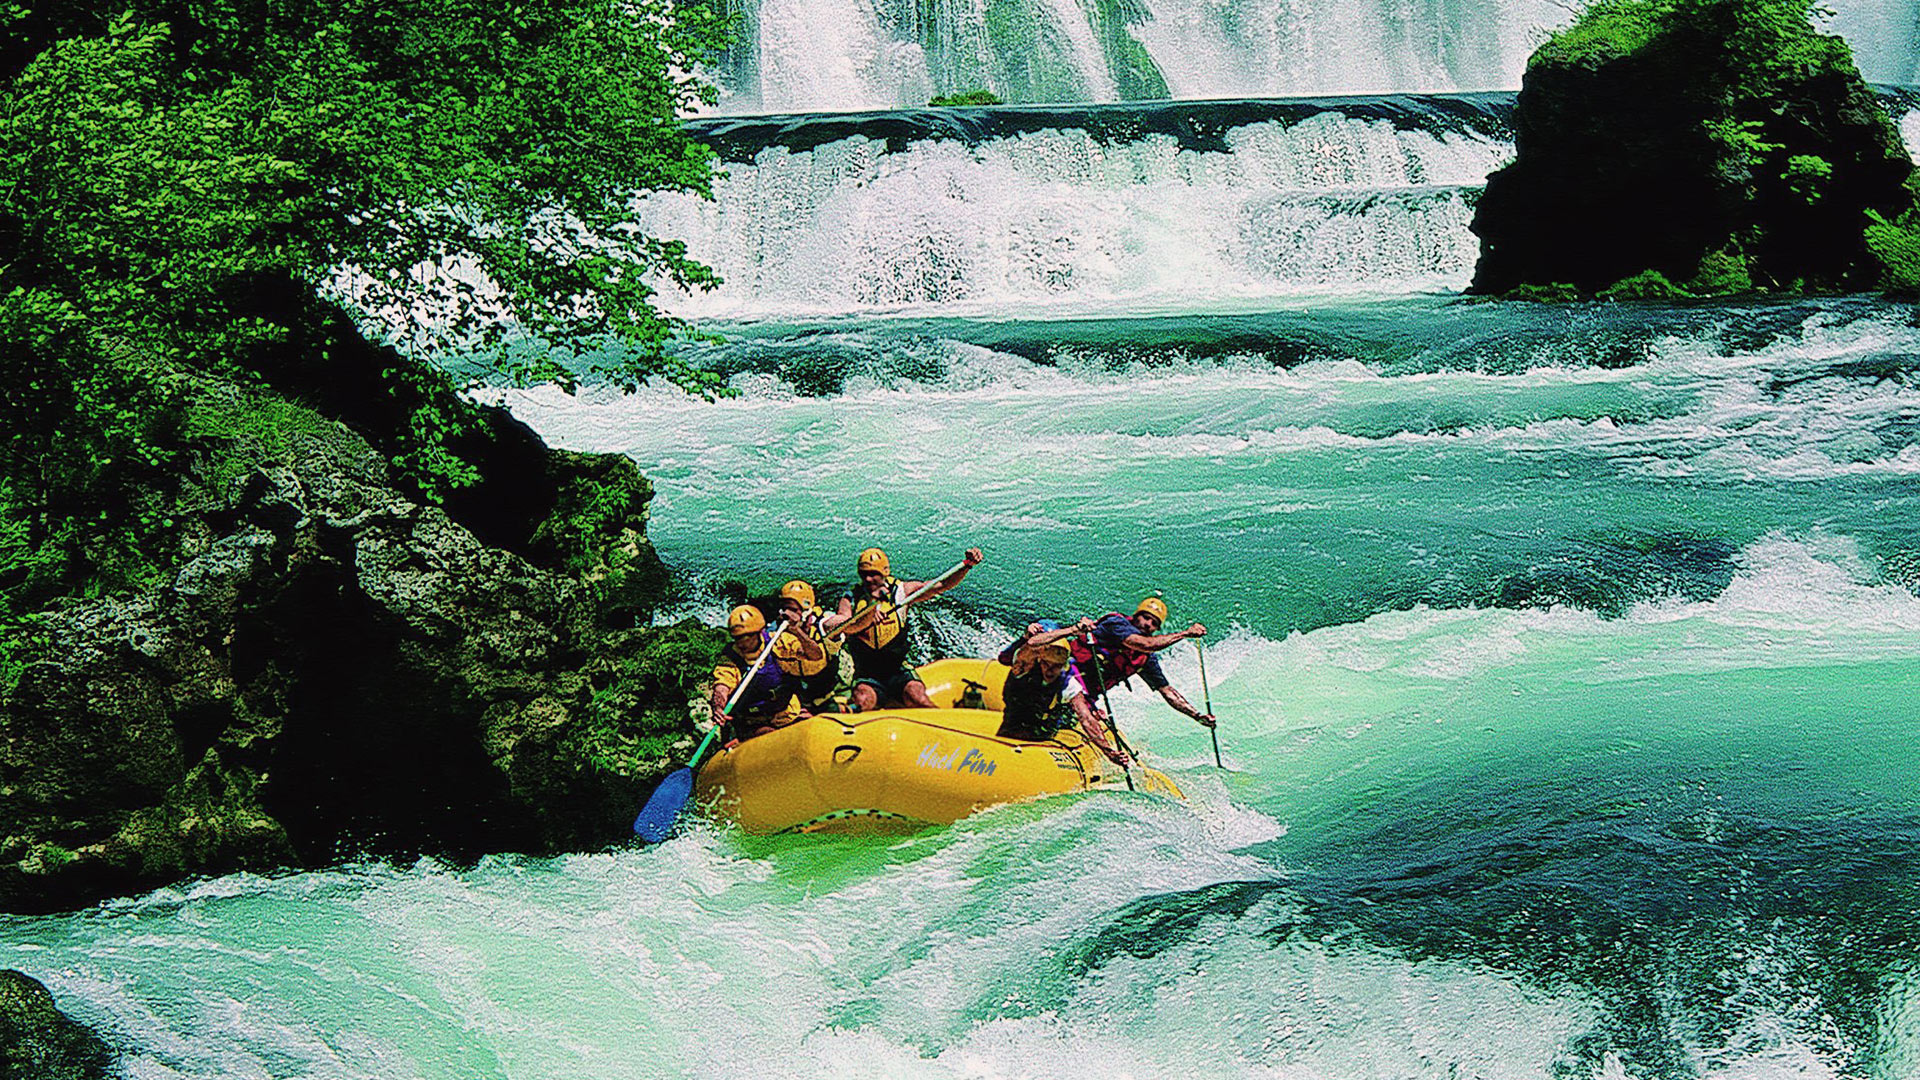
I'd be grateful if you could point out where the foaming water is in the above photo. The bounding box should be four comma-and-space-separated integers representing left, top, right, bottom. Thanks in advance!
638, 113, 1508, 318
502, 298, 1920, 636
8, 527, 1918, 1076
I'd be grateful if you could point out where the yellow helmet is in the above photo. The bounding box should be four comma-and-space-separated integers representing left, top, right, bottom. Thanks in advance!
857, 547, 890, 575
779, 580, 816, 608
1136, 596, 1169, 624
727, 605, 767, 638
1037, 636, 1072, 659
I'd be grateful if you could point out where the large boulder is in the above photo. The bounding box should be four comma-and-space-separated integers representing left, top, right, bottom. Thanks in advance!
1470, 0, 1915, 297
0, 381, 719, 913
0, 971, 113, 1080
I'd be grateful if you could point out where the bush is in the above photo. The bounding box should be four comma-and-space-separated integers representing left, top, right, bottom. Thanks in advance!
929, 90, 1004, 107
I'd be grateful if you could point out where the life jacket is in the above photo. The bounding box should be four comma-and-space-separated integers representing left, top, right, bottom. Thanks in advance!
798, 604, 843, 657
1069, 613, 1150, 694
722, 631, 797, 721
844, 579, 911, 671
999, 663, 1074, 739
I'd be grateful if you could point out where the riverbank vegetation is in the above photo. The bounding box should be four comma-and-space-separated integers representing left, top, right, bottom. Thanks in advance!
1470, 0, 1917, 299
2, 0, 731, 636
2, 0, 736, 913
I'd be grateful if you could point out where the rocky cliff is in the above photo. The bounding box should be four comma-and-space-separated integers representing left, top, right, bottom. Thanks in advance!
0, 373, 719, 914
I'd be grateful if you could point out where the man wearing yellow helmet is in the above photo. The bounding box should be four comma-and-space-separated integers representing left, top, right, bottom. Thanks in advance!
709, 603, 826, 739
826, 545, 984, 710
993, 618, 1128, 763
1069, 596, 1215, 729
775, 579, 851, 711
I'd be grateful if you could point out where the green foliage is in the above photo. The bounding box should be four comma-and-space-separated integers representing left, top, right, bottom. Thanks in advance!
1535, 0, 1667, 65
180, 385, 341, 495
1865, 208, 1920, 296
3, 0, 732, 388
929, 89, 1004, 106
1, 288, 188, 620
586, 620, 728, 759
1599, 268, 1690, 299
1783, 153, 1833, 204
1, 0, 734, 612
1487, 0, 1915, 295
1504, 282, 1583, 302
1685, 248, 1754, 294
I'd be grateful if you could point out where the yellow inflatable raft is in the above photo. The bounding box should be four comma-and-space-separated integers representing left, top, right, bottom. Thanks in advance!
694, 657, 1184, 834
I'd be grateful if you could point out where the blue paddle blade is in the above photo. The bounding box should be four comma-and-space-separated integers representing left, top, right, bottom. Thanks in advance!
632, 766, 694, 842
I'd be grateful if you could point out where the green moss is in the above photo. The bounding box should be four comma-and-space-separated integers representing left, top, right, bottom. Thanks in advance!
183, 388, 342, 498
1504, 282, 1583, 302
1599, 268, 1691, 299
929, 90, 1004, 106
590, 620, 727, 738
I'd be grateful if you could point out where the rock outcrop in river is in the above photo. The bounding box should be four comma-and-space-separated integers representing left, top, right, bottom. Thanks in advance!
0, 336, 719, 915
1470, 0, 1916, 298
0, 970, 112, 1079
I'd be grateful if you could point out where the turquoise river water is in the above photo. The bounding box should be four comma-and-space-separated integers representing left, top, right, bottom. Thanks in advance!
6, 290, 1920, 1079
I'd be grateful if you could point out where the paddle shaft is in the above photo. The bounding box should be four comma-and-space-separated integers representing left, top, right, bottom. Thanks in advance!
826, 559, 971, 642
1197, 642, 1221, 768
633, 617, 796, 841
1083, 638, 1135, 790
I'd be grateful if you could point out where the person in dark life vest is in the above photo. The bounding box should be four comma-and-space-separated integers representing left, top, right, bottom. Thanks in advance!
1071, 596, 1216, 730
775, 579, 851, 712
994, 617, 1131, 766
709, 604, 825, 740
826, 545, 983, 710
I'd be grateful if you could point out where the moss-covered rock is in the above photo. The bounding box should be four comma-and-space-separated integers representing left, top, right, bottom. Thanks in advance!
0, 970, 113, 1080
1470, 0, 1915, 298
0, 372, 718, 913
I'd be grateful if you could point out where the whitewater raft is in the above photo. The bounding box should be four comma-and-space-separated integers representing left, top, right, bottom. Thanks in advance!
693, 658, 1184, 834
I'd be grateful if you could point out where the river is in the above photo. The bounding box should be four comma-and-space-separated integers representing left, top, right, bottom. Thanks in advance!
5, 89, 1920, 1080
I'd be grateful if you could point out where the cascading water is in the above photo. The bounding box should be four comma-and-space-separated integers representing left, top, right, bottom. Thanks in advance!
704, 0, 1920, 111
643, 97, 1516, 317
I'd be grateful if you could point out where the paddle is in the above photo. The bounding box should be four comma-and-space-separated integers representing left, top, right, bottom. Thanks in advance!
825, 558, 972, 643
1197, 641, 1222, 768
632, 618, 791, 842
1082, 636, 1135, 791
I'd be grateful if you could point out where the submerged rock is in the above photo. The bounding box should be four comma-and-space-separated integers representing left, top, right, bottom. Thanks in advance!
1470, 0, 1915, 297
0, 970, 113, 1080
0, 381, 719, 913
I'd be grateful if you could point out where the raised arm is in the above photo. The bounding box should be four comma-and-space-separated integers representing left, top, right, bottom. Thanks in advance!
899, 547, 984, 598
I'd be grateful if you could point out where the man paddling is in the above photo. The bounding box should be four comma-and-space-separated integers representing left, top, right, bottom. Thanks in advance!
710, 605, 823, 739
775, 579, 851, 712
828, 546, 983, 710
1073, 596, 1216, 730
995, 618, 1131, 767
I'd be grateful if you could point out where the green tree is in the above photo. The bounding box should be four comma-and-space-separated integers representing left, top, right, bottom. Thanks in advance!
0, 0, 730, 623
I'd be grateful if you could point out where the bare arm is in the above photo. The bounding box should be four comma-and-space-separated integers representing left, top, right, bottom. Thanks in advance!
1121, 622, 1207, 654
1156, 684, 1216, 726
786, 628, 825, 665
1071, 695, 1130, 765
899, 547, 985, 600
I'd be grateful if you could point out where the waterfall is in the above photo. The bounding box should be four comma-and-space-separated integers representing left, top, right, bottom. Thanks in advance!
641, 97, 1515, 317
700, 0, 1920, 113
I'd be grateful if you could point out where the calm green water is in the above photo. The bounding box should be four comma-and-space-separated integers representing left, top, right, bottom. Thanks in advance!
6, 295, 1920, 1078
